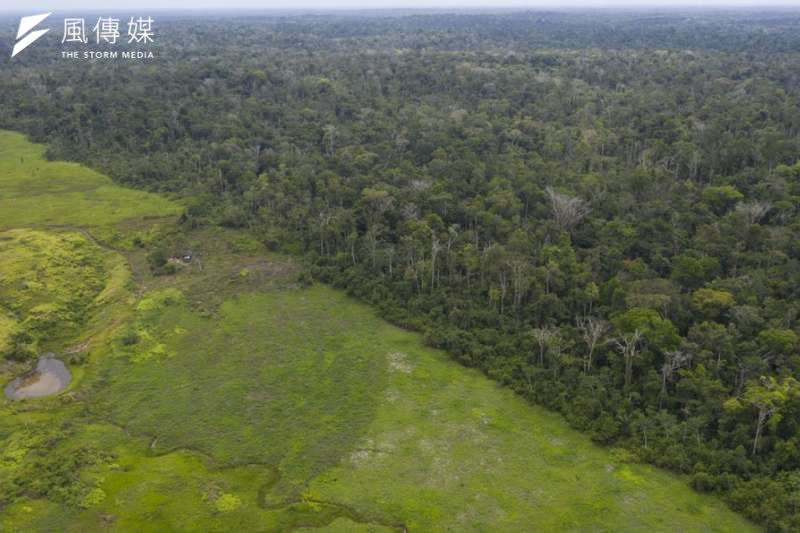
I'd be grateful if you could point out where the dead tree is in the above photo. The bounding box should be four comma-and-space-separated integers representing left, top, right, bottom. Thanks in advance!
362, 189, 393, 268
735, 201, 771, 225
430, 233, 442, 291
316, 211, 336, 256
548, 331, 564, 380
532, 326, 557, 367
612, 329, 644, 394
660, 349, 692, 406
545, 186, 591, 233
498, 269, 508, 314
322, 124, 337, 157
576, 316, 607, 374
508, 259, 529, 311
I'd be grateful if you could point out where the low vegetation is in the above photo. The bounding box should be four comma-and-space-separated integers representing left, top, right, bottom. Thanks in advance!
0, 229, 117, 361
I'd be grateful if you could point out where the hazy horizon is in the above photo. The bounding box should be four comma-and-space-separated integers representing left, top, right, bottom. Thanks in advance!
1, 0, 800, 12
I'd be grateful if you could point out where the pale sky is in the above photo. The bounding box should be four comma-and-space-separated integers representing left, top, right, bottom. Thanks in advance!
1, 0, 799, 10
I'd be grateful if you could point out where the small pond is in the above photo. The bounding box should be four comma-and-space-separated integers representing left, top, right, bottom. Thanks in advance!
4, 354, 71, 400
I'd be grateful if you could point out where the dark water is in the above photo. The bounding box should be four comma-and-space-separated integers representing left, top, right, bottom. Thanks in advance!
4, 354, 71, 400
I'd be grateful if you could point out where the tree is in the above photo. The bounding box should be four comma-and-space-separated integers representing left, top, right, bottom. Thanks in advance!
430, 232, 442, 291
508, 258, 529, 311
702, 185, 744, 214
660, 349, 692, 404
671, 254, 720, 290
611, 307, 680, 354
360, 188, 393, 268
546, 330, 565, 379
576, 316, 607, 374
321, 124, 337, 157
725, 377, 798, 456
531, 326, 557, 367
735, 201, 771, 224
691, 288, 735, 320
545, 186, 591, 233
612, 329, 644, 394
315, 210, 336, 255
688, 320, 734, 373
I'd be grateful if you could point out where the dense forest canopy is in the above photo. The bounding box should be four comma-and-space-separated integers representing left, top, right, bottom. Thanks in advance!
2, 8, 800, 530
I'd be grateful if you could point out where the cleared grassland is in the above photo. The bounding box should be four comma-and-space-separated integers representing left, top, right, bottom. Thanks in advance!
0, 130, 179, 231
0, 132, 758, 531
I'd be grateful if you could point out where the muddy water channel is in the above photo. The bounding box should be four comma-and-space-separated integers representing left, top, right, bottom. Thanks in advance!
4, 354, 71, 400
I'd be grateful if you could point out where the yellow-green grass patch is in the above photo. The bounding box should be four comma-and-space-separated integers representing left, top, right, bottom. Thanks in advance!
0, 131, 179, 231
80, 285, 756, 532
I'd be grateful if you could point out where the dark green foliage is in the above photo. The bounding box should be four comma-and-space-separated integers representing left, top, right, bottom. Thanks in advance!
146, 248, 168, 271
4, 330, 36, 362
119, 329, 140, 346
296, 271, 315, 288
146, 247, 177, 276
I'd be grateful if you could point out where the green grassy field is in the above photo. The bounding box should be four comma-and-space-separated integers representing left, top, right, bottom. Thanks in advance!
0, 132, 758, 531
0, 131, 179, 232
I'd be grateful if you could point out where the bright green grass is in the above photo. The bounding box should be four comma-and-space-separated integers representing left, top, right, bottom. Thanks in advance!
0, 130, 179, 230
307, 290, 743, 531
93, 288, 385, 497
72, 286, 755, 532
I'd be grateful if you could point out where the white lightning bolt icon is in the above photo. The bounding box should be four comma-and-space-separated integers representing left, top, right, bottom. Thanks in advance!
11, 13, 51, 58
